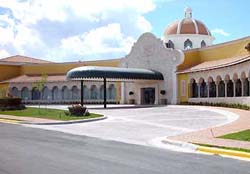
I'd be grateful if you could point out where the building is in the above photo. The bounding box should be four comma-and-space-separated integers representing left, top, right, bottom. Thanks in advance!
0, 8, 249, 106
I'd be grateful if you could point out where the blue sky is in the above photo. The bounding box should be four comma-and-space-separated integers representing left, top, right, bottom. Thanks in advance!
0, 0, 248, 62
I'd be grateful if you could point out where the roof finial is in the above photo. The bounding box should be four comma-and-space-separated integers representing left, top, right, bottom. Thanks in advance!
185, 7, 192, 18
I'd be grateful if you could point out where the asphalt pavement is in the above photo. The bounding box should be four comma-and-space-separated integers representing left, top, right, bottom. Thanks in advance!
0, 123, 249, 174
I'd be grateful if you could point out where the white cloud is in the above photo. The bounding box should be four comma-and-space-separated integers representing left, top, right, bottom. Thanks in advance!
0, 49, 10, 58
211, 29, 230, 37
0, 0, 163, 61
60, 23, 135, 57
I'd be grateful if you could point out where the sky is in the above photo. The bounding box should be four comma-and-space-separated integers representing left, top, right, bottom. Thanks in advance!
0, 0, 249, 62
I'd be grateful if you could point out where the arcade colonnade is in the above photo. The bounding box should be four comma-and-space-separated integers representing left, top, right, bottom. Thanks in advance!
187, 61, 250, 105
9, 81, 117, 104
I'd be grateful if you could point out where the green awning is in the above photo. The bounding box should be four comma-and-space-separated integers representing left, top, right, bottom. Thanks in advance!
66, 66, 164, 80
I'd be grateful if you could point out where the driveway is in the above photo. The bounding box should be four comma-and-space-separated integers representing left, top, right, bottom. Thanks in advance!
27, 105, 238, 147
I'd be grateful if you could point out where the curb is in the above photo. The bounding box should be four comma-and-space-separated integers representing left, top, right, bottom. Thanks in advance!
197, 146, 250, 159
22, 115, 107, 125
161, 139, 197, 152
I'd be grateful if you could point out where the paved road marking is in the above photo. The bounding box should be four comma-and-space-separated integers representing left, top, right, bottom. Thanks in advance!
0, 118, 21, 124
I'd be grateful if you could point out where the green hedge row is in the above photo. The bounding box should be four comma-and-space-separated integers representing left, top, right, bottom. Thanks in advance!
0, 98, 25, 111
180, 102, 250, 110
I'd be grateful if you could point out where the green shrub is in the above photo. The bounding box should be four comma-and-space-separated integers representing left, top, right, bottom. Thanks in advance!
0, 97, 25, 111
68, 105, 88, 116
180, 102, 250, 110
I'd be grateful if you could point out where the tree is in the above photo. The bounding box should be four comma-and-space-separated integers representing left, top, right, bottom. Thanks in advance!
32, 74, 47, 111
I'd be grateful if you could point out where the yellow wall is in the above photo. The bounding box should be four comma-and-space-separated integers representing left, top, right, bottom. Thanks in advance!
199, 38, 250, 62
177, 73, 189, 103
177, 37, 250, 103
21, 59, 121, 75
0, 83, 9, 98
0, 65, 21, 81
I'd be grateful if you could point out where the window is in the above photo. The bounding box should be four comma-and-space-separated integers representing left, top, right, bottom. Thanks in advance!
166, 40, 174, 49
181, 80, 186, 97
201, 40, 206, 48
184, 39, 192, 50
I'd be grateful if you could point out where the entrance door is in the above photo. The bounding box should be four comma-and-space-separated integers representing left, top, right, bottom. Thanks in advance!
141, 88, 155, 104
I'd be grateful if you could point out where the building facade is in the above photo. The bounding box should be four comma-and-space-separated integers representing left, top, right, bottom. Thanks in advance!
0, 8, 249, 106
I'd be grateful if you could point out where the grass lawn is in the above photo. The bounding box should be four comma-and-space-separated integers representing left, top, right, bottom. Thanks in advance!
0, 107, 103, 121
194, 143, 250, 153
218, 130, 250, 142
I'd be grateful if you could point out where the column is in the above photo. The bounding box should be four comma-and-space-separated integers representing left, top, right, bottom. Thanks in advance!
216, 82, 219, 97
207, 82, 210, 98
80, 80, 83, 106
233, 81, 236, 97
103, 78, 107, 108
241, 79, 245, 96
198, 84, 201, 98
225, 81, 228, 97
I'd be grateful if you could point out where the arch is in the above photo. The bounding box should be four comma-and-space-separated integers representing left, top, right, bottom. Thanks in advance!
241, 71, 246, 79
42, 86, 49, 100
72, 86, 79, 100
32, 87, 40, 100
227, 80, 234, 97
233, 73, 238, 81
199, 78, 207, 98
224, 74, 230, 81
11, 87, 19, 97
235, 79, 242, 97
99, 85, 104, 99
168, 40, 175, 49
83, 85, 89, 99
184, 39, 193, 50
201, 40, 206, 48
243, 78, 250, 96
90, 85, 98, 99
190, 78, 198, 98
108, 84, 116, 100
21, 87, 29, 100
52, 86, 59, 100
216, 75, 224, 97
208, 77, 216, 97
62, 86, 70, 100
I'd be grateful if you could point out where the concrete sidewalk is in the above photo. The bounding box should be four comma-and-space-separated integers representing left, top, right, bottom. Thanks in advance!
169, 107, 250, 150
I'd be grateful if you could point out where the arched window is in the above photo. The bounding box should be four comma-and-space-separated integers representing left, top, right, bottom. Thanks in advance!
168, 40, 175, 49
32, 87, 40, 100
235, 79, 242, 97
218, 81, 225, 97
90, 85, 98, 99
201, 40, 206, 48
42, 87, 49, 100
72, 86, 79, 100
83, 85, 89, 99
62, 86, 70, 100
108, 84, 116, 100
190, 80, 198, 98
209, 80, 216, 97
244, 78, 249, 96
200, 79, 207, 97
11, 87, 19, 97
52, 86, 59, 100
227, 80, 234, 97
21, 87, 29, 100
99, 85, 104, 99
184, 39, 193, 50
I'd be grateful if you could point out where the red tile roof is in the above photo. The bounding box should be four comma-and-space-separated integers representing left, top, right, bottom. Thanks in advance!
0, 55, 53, 64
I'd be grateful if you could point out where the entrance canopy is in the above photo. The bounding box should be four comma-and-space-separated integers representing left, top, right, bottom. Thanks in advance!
67, 66, 164, 81
66, 66, 164, 108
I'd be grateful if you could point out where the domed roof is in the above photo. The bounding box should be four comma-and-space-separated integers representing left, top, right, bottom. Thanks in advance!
164, 8, 211, 36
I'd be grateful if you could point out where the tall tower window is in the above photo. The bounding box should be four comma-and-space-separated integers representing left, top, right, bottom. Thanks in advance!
184, 39, 192, 50
201, 40, 206, 48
